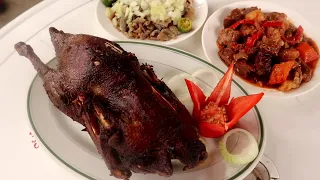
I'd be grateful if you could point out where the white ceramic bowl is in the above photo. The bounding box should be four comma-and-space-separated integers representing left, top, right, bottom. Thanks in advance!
96, 0, 208, 46
201, 1, 320, 98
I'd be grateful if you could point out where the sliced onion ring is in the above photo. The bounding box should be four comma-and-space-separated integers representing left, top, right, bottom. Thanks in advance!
192, 68, 219, 88
167, 73, 196, 97
219, 128, 259, 165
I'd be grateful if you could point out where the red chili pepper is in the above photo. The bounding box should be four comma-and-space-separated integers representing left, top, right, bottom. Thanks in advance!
284, 25, 304, 45
245, 31, 262, 52
185, 79, 206, 120
262, 20, 283, 27
185, 62, 264, 138
229, 19, 255, 29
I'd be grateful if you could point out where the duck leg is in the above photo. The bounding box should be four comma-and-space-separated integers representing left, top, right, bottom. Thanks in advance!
14, 42, 84, 125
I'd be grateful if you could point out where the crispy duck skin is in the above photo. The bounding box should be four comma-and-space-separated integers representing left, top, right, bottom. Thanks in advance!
14, 27, 207, 180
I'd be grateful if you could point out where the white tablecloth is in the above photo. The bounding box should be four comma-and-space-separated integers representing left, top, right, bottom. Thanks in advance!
1, 0, 319, 179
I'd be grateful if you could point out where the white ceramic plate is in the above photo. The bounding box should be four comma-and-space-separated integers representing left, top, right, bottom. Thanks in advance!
201, 1, 320, 98
96, 0, 208, 45
28, 42, 265, 180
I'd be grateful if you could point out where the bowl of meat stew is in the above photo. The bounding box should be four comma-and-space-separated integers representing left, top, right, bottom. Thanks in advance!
96, 0, 208, 45
202, 1, 320, 97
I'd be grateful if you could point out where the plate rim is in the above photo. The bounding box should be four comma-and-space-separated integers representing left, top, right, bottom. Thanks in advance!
95, 0, 209, 46
27, 41, 266, 180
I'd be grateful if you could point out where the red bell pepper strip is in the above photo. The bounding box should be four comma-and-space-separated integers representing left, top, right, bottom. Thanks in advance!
245, 31, 262, 51
229, 19, 255, 29
296, 42, 319, 63
205, 61, 235, 107
225, 93, 264, 129
184, 61, 264, 138
199, 122, 226, 138
185, 79, 206, 120
284, 25, 304, 45
262, 20, 283, 27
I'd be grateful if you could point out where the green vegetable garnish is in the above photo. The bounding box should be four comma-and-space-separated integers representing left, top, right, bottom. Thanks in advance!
101, 0, 116, 7
177, 18, 192, 33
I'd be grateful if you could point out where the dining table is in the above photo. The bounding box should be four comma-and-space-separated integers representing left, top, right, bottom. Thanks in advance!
1, 0, 319, 179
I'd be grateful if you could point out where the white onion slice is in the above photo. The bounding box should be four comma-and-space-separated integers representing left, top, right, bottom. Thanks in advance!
192, 69, 219, 90
166, 69, 220, 113
219, 128, 259, 165
167, 73, 196, 97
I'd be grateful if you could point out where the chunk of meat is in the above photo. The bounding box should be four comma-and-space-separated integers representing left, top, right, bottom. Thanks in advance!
154, 19, 171, 29
140, 30, 152, 40
265, 12, 287, 21
245, 9, 265, 22
269, 61, 295, 85
145, 21, 155, 31
218, 47, 235, 66
254, 52, 272, 77
223, 8, 244, 28
296, 58, 313, 82
265, 12, 289, 33
284, 25, 296, 39
234, 59, 254, 78
234, 51, 248, 61
278, 66, 303, 91
246, 41, 260, 55
240, 24, 257, 36
217, 28, 241, 46
184, 0, 195, 20
259, 27, 284, 55
119, 17, 127, 32
150, 30, 160, 37
229, 42, 245, 52
279, 48, 300, 61
169, 26, 180, 36
243, 7, 259, 15
157, 28, 177, 41
278, 80, 299, 91
133, 18, 146, 24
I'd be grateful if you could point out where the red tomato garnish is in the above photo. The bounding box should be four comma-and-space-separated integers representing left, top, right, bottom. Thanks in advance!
185, 79, 206, 120
185, 62, 264, 138
296, 42, 319, 63
226, 93, 264, 129
205, 62, 235, 107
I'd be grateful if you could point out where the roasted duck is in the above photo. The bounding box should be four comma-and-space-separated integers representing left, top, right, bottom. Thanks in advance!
15, 27, 207, 180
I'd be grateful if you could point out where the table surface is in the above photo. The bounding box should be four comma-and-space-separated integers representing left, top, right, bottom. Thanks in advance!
1, 0, 320, 179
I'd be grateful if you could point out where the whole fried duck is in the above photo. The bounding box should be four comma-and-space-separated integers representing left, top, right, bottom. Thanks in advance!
14, 27, 207, 180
